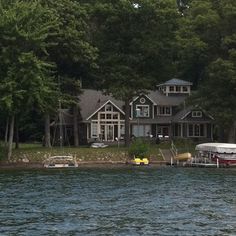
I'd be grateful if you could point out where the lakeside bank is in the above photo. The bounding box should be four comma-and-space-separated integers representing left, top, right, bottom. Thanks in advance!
0, 144, 167, 169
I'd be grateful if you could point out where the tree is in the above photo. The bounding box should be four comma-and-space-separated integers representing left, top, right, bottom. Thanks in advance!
91, 0, 179, 146
177, 0, 236, 141
41, 0, 98, 146
0, 1, 59, 159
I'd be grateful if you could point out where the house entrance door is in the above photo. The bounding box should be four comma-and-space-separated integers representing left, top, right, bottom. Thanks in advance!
107, 125, 114, 141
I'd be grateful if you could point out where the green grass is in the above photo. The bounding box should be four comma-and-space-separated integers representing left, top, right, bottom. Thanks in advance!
0, 139, 197, 163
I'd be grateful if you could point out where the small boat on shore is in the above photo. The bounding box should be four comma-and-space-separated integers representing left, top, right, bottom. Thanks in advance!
43, 155, 78, 168
130, 157, 149, 166
174, 152, 192, 161
195, 143, 236, 166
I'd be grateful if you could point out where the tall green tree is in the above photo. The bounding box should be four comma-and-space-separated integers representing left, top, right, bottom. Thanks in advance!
177, 0, 236, 141
41, 0, 98, 146
0, 1, 59, 159
91, 0, 179, 146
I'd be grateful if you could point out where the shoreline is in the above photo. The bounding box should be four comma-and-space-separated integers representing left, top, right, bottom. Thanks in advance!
0, 160, 167, 170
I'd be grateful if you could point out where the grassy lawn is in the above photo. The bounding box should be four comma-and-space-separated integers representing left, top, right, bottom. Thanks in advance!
0, 139, 197, 163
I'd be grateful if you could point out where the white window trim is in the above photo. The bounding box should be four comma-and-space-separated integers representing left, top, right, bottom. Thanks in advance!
91, 121, 98, 138
140, 97, 146, 104
136, 105, 150, 117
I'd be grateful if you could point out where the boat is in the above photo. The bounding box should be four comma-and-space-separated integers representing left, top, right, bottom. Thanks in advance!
195, 143, 236, 166
43, 155, 78, 168
90, 142, 108, 148
174, 152, 192, 161
131, 157, 149, 165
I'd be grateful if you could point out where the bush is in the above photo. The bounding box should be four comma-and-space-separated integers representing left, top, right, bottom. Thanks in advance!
128, 138, 149, 159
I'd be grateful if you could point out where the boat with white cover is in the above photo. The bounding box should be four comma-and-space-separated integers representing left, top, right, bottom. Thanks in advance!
195, 143, 236, 166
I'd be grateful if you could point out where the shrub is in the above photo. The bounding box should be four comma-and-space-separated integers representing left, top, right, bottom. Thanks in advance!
128, 138, 149, 159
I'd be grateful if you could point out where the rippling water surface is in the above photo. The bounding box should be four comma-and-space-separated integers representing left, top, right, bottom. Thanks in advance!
0, 167, 236, 235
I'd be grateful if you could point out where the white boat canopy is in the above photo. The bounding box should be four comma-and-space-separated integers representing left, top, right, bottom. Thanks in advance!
196, 143, 236, 154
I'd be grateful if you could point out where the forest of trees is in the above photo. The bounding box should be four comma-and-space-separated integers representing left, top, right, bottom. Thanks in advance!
0, 0, 235, 159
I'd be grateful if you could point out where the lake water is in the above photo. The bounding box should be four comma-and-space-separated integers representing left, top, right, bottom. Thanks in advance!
0, 167, 236, 236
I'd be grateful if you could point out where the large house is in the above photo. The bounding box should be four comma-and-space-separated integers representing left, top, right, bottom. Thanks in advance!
75, 79, 214, 144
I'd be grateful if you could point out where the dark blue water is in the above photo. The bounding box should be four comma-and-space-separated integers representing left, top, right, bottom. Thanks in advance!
0, 167, 236, 236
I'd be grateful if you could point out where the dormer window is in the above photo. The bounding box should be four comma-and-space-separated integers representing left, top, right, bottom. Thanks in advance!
192, 111, 202, 117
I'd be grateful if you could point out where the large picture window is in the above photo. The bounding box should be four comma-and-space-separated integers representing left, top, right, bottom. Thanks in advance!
136, 105, 149, 117
188, 124, 205, 137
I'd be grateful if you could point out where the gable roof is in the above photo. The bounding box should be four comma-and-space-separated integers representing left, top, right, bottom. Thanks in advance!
79, 89, 186, 120
78, 89, 124, 120
86, 99, 125, 120
158, 78, 192, 86
130, 94, 157, 105
173, 107, 214, 122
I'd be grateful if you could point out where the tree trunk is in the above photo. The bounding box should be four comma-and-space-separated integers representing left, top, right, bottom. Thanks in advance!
227, 122, 236, 143
218, 126, 225, 142
7, 115, 15, 161
44, 114, 51, 148
73, 105, 79, 147
124, 98, 130, 147
4, 117, 9, 148
15, 117, 19, 149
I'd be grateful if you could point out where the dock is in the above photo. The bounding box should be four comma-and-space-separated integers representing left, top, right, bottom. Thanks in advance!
159, 147, 220, 168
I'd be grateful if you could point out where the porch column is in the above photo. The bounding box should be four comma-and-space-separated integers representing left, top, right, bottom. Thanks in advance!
87, 124, 89, 139
118, 113, 121, 139
97, 112, 101, 140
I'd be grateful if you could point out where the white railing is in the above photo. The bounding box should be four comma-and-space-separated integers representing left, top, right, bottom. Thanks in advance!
171, 141, 178, 157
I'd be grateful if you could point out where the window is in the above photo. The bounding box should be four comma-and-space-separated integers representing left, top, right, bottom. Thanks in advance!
192, 111, 202, 117
105, 104, 113, 112
106, 114, 112, 119
159, 106, 172, 116
157, 126, 169, 137
100, 114, 105, 119
113, 114, 118, 119
140, 97, 146, 104
183, 86, 188, 92
91, 122, 98, 137
188, 124, 204, 137
136, 105, 149, 117
132, 125, 151, 137
176, 86, 181, 92
169, 86, 174, 92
